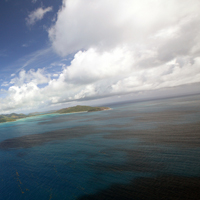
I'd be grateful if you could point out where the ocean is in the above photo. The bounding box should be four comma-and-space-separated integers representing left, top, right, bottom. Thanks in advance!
0, 95, 200, 200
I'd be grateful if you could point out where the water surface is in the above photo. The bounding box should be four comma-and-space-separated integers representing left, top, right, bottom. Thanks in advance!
0, 95, 200, 199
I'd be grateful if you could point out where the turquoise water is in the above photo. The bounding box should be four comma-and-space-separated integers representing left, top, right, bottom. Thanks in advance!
0, 95, 200, 199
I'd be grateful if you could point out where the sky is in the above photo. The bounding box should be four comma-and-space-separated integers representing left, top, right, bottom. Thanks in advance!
0, 0, 200, 114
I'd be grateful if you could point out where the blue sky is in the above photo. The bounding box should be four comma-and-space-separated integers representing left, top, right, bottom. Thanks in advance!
0, 0, 63, 83
0, 0, 200, 114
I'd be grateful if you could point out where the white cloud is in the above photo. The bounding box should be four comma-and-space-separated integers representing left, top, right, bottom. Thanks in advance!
1, 82, 9, 87
26, 6, 53, 26
1, 51, 200, 113
22, 43, 28, 47
64, 47, 134, 84
10, 69, 50, 87
16, 48, 52, 72
47, 0, 200, 95
49, 0, 200, 56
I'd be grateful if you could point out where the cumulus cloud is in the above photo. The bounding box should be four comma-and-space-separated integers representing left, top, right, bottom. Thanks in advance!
10, 69, 50, 87
49, 0, 200, 56
47, 0, 200, 99
0, 69, 50, 113
1, 51, 200, 113
1, 0, 200, 113
26, 6, 53, 26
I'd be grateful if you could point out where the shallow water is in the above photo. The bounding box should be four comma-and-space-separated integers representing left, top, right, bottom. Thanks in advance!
0, 95, 200, 200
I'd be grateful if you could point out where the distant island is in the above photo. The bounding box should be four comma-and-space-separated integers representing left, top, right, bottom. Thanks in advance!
55, 105, 110, 114
0, 105, 110, 123
0, 113, 27, 123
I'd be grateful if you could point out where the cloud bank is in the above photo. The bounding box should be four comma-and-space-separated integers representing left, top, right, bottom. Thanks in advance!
1, 0, 200, 113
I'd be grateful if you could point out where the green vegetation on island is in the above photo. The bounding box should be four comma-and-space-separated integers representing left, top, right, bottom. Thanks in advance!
55, 105, 110, 114
0, 105, 110, 123
0, 113, 27, 123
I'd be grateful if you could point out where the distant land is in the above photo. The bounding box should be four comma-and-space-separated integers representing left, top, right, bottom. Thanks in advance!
0, 105, 110, 123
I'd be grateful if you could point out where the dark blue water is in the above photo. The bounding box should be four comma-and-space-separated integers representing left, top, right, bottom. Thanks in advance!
0, 95, 200, 200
